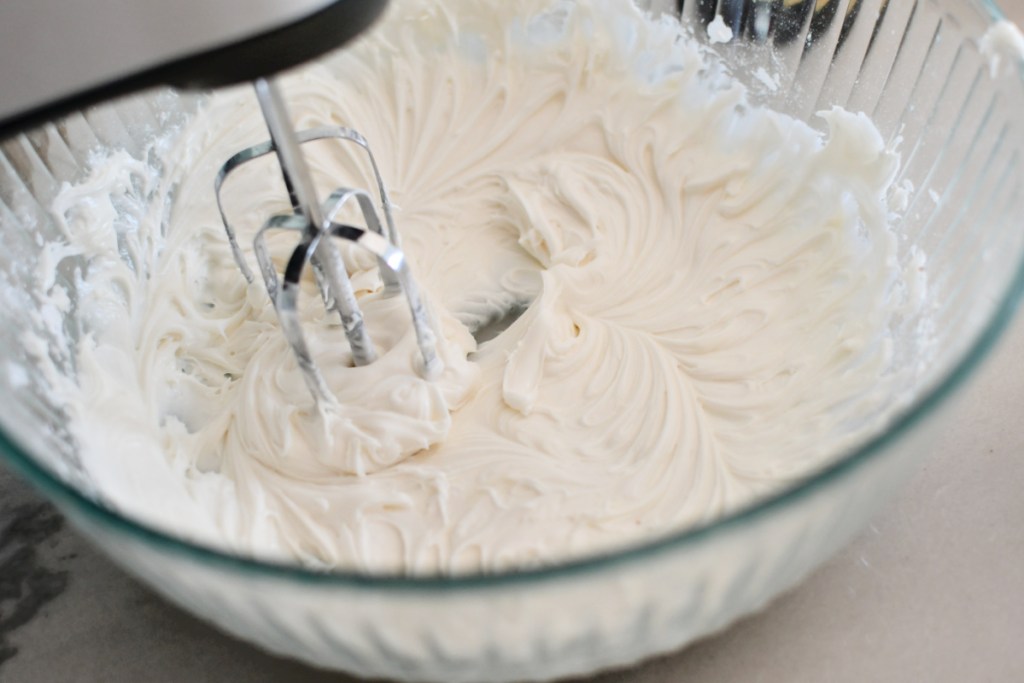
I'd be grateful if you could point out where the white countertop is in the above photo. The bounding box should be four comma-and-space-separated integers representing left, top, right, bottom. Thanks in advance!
2, 3, 1023, 681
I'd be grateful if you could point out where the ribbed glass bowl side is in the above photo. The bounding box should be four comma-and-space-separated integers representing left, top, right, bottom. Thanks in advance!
682, 0, 1024, 381
0, 1, 1021, 681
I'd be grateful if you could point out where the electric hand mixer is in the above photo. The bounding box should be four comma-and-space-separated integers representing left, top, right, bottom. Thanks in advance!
0, 0, 440, 405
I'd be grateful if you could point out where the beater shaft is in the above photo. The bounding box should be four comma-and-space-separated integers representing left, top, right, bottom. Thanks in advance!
253, 78, 378, 368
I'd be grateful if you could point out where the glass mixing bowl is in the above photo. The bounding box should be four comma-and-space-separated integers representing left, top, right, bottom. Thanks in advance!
0, 0, 1022, 681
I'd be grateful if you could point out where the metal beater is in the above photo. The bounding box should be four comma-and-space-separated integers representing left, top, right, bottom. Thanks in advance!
0, 0, 441, 405
0, 0, 444, 405
215, 79, 441, 405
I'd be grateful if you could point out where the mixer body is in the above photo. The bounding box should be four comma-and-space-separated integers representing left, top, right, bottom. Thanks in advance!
0, 0, 388, 138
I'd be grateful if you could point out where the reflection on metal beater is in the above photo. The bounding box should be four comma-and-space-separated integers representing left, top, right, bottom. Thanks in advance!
215, 78, 441, 407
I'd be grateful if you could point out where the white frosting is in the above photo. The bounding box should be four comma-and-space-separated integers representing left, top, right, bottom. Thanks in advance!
707, 15, 733, 44
47, 0, 918, 573
980, 19, 1024, 79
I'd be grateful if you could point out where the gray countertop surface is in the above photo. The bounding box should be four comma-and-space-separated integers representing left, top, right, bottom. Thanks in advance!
3, 5, 1024, 681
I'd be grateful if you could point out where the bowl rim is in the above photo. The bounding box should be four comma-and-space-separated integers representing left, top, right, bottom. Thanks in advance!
0, 0, 1021, 591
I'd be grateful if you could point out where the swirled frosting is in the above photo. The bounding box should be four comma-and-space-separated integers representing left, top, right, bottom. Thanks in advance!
54, 0, 917, 573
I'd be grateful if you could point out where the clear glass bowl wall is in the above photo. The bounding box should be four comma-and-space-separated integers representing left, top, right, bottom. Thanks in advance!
0, 1, 1021, 681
